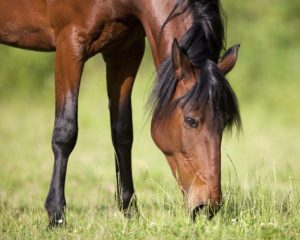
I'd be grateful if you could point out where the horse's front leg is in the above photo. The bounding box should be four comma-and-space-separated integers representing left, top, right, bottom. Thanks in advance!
44, 28, 85, 227
103, 38, 145, 217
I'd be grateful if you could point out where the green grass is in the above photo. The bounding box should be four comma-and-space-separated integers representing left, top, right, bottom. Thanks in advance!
1, 0, 300, 238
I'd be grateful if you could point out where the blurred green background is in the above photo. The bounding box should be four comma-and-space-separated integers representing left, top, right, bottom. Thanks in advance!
0, 0, 299, 238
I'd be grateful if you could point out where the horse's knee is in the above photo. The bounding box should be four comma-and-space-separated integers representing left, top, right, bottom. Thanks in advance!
52, 118, 78, 157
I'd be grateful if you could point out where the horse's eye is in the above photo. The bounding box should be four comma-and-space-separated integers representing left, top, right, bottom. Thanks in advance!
184, 116, 199, 128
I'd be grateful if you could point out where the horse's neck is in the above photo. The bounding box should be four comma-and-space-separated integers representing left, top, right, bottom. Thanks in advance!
131, 0, 193, 68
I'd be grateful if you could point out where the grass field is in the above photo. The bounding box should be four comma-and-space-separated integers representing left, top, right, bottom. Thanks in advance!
1, 53, 299, 239
1, 0, 300, 239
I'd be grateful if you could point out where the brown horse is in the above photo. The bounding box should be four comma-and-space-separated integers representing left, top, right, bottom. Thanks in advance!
0, 0, 241, 226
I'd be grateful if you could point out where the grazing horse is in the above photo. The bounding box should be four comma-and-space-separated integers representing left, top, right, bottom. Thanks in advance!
0, 0, 241, 226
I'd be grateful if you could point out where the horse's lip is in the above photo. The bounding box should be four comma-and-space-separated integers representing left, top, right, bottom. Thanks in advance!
190, 202, 222, 221
190, 203, 205, 221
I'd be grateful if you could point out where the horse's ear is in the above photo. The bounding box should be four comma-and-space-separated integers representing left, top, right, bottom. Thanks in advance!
218, 44, 240, 75
172, 38, 193, 78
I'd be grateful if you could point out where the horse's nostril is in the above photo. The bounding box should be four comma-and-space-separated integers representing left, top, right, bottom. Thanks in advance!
191, 203, 221, 222
191, 204, 205, 222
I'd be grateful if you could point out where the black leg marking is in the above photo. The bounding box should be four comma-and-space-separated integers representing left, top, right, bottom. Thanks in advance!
45, 94, 78, 227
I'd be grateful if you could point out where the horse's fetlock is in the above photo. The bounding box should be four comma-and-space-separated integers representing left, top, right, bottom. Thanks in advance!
119, 190, 135, 209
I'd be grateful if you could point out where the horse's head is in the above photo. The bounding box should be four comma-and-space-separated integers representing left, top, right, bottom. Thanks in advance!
151, 39, 240, 219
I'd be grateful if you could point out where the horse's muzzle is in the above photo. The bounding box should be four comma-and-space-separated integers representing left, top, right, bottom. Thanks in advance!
190, 202, 222, 221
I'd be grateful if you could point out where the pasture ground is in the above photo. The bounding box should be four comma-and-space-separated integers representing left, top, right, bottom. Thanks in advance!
0, 53, 299, 239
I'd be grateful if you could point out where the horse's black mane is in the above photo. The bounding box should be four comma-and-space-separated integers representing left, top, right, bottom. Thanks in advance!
149, 0, 241, 131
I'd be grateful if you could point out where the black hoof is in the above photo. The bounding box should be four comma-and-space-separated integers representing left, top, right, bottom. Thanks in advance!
47, 210, 66, 229
123, 204, 139, 219
48, 218, 66, 229
116, 192, 139, 219
118, 195, 139, 219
